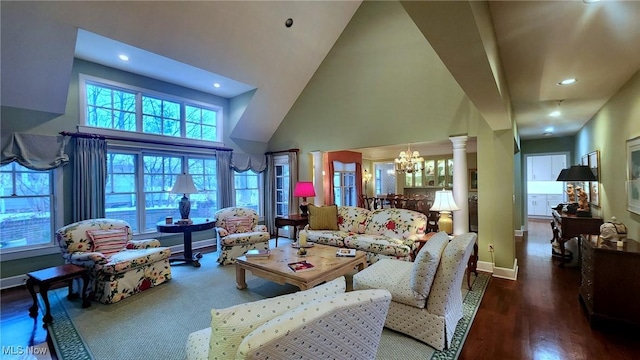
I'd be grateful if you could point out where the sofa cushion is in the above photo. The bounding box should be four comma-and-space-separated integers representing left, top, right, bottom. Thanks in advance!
410, 232, 449, 300
308, 204, 339, 230
343, 234, 412, 258
353, 259, 425, 308
219, 232, 270, 246
208, 276, 346, 359
337, 206, 370, 233
87, 227, 128, 257
94, 247, 171, 275
364, 208, 427, 239
301, 229, 348, 247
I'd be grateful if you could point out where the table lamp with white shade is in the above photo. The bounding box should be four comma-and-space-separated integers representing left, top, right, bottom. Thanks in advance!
430, 189, 459, 235
171, 173, 198, 221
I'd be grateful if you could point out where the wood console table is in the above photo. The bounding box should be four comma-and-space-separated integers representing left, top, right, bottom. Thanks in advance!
580, 235, 640, 327
551, 210, 602, 266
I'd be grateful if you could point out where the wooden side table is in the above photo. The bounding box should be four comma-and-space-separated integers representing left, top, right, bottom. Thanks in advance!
156, 217, 216, 267
27, 264, 91, 324
274, 214, 309, 247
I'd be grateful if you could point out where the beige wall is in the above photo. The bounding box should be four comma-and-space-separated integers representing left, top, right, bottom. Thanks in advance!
575, 70, 640, 239
268, 1, 517, 269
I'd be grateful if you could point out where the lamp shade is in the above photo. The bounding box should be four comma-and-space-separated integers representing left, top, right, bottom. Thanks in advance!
563, 165, 597, 181
556, 168, 568, 181
293, 181, 316, 198
171, 174, 198, 194
430, 189, 459, 212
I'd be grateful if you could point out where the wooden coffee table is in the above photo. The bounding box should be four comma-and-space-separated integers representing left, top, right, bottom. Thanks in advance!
235, 243, 367, 290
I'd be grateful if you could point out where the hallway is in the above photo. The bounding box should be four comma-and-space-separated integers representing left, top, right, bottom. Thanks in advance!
460, 219, 639, 359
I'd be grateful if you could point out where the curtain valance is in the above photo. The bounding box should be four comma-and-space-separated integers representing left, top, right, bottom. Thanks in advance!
1, 133, 69, 170
231, 153, 267, 173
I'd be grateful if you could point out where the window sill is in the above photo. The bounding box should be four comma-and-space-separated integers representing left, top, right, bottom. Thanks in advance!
0, 244, 60, 261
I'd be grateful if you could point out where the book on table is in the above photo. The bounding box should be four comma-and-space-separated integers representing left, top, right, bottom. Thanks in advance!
287, 260, 315, 272
336, 248, 356, 257
245, 249, 270, 258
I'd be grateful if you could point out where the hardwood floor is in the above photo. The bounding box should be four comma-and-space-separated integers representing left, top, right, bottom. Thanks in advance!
460, 219, 640, 360
2, 223, 639, 359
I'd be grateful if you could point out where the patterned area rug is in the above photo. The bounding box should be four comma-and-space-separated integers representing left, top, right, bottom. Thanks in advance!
47, 253, 489, 360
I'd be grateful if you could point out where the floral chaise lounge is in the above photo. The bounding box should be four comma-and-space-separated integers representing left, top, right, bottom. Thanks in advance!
299, 206, 427, 264
56, 218, 172, 304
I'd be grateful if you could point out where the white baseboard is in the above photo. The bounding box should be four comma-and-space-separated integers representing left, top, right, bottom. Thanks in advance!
0, 239, 219, 290
477, 258, 518, 281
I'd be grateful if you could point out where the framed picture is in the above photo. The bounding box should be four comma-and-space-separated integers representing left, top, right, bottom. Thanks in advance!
627, 137, 640, 215
580, 155, 590, 203
468, 169, 478, 191
588, 150, 600, 207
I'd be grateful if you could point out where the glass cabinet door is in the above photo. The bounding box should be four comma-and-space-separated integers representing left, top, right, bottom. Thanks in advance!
446, 159, 454, 187
424, 160, 435, 187
437, 160, 446, 187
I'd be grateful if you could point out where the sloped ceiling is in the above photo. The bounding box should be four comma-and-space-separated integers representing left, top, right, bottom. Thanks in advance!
0, 1, 362, 142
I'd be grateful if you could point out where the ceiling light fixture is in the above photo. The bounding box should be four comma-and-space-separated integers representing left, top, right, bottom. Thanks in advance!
549, 99, 563, 117
558, 78, 577, 85
394, 144, 424, 174
213, 83, 221, 88
583, 0, 600, 4
118, 54, 129, 61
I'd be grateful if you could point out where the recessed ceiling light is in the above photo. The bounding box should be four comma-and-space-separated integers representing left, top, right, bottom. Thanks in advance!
549, 111, 561, 117
118, 54, 129, 61
583, 0, 600, 4
558, 78, 577, 86
544, 127, 554, 133
213, 83, 221, 88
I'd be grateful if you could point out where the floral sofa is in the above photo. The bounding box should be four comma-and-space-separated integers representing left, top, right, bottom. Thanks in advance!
299, 206, 427, 264
353, 232, 477, 351
185, 276, 392, 360
214, 207, 270, 265
56, 219, 172, 304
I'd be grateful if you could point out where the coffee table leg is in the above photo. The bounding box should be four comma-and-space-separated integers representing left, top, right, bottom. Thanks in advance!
236, 265, 247, 290
27, 277, 38, 318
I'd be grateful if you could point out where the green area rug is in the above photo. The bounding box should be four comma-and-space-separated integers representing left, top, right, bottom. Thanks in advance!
47, 251, 489, 360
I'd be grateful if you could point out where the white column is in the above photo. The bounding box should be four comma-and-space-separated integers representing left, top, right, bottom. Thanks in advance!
311, 151, 324, 205
450, 136, 469, 235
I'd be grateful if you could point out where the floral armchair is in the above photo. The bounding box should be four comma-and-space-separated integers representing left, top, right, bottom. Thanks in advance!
56, 218, 172, 304
214, 207, 270, 265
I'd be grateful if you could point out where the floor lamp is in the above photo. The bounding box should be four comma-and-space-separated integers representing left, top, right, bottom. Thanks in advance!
430, 189, 459, 235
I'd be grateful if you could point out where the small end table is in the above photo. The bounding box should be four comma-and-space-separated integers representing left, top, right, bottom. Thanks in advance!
27, 264, 90, 324
156, 217, 216, 267
274, 214, 309, 247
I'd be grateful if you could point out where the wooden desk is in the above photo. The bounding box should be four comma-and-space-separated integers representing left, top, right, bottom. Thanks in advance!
580, 236, 640, 327
27, 264, 90, 324
156, 217, 216, 267
551, 210, 603, 266
274, 215, 309, 246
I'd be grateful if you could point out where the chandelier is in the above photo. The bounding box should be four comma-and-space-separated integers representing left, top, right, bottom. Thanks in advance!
394, 144, 424, 174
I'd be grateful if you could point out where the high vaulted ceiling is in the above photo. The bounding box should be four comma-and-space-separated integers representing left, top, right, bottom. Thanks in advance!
2, 1, 639, 157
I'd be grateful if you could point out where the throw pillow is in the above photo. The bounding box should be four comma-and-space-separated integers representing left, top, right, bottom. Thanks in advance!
87, 227, 129, 257
410, 231, 449, 300
225, 216, 253, 233
308, 204, 339, 230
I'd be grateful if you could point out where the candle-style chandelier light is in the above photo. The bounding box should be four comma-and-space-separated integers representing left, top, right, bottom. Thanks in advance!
394, 144, 424, 174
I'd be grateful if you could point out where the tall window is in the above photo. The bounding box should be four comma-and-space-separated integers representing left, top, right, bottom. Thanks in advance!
82, 75, 222, 143
106, 150, 218, 233
234, 171, 261, 214
0, 164, 55, 250
274, 162, 290, 216
333, 162, 356, 206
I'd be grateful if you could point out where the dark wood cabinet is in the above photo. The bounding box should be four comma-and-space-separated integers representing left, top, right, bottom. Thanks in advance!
580, 235, 640, 327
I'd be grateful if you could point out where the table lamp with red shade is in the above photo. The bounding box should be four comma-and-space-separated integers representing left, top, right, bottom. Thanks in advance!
294, 181, 316, 216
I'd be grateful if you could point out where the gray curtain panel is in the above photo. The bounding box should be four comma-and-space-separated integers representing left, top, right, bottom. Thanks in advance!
264, 154, 276, 237
216, 150, 234, 208
73, 137, 107, 222
1, 133, 69, 170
